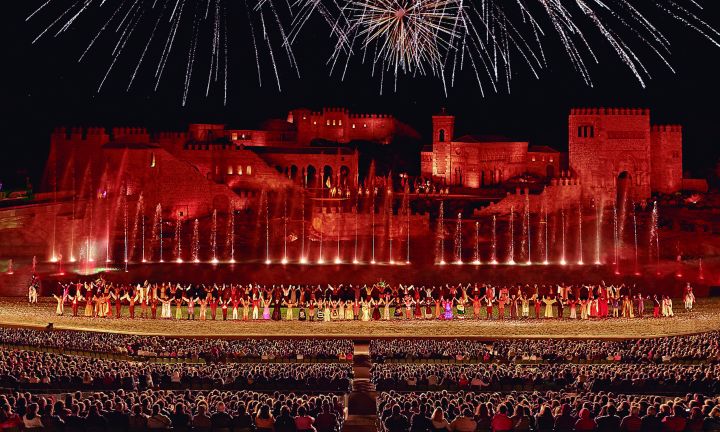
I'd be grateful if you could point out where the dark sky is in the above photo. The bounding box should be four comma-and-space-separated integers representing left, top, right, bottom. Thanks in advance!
3, 0, 720, 187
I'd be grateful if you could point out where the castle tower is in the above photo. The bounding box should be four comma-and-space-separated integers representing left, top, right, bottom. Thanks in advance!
432, 108, 455, 181
650, 125, 683, 194
568, 108, 652, 201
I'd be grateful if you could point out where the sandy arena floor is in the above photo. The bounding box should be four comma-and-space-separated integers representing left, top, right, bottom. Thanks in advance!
0, 297, 718, 339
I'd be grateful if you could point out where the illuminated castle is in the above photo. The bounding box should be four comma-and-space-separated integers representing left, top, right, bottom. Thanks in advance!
422, 107, 684, 200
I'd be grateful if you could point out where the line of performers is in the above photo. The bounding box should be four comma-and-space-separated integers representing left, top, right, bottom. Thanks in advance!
46, 278, 695, 321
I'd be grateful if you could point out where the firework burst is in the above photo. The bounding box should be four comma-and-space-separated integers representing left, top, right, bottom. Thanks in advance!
27, 0, 298, 105
312, 0, 720, 93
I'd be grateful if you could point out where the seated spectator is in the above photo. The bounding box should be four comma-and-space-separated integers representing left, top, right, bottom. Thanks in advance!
146, 404, 172, 429
255, 404, 275, 432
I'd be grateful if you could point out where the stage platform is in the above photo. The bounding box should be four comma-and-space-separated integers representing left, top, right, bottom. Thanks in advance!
0, 297, 718, 339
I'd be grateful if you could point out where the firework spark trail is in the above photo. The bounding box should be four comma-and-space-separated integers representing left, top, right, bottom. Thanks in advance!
182, 0, 201, 105
56, 0, 94, 36
32, 0, 81, 44
260, 10, 282, 91
222, 0, 228, 104
206, 0, 221, 97
155, 0, 186, 90
244, 0, 263, 86
27, 0, 720, 98
98, 3, 144, 92
30, 0, 295, 103
310, 0, 720, 92
128, 0, 170, 90
80, 0, 129, 62
27, 0, 53, 21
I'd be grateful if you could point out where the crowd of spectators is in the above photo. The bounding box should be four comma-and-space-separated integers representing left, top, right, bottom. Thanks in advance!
0, 328, 353, 362
371, 363, 720, 395
370, 332, 720, 364
378, 390, 720, 431
0, 389, 345, 431
0, 349, 353, 393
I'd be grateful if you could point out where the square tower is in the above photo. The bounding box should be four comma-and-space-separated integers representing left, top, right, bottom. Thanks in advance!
650, 125, 683, 194
568, 108, 652, 201
431, 108, 455, 182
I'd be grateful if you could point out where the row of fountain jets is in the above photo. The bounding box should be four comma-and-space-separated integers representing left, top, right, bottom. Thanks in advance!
50, 191, 661, 274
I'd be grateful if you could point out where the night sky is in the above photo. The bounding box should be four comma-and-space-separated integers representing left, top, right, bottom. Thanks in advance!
3, 1, 720, 188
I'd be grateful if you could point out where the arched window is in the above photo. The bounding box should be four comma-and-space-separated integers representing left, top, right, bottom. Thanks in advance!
150, 152, 156, 168
439, 129, 446, 142
246, 165, 252, 175
237, 165, 243, 175
227, 166, 233, 175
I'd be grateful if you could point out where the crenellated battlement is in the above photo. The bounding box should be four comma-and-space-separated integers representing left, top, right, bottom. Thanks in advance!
111, 127, 149, 137
651, 125, 683, 133
348, 113, 393, 119
321, 107, 349, 114
154, 131, 188, 139
52, 126, 110, 140
570, 107, 650, 116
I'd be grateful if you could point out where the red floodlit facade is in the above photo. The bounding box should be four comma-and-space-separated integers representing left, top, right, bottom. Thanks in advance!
422, 107, 684, 200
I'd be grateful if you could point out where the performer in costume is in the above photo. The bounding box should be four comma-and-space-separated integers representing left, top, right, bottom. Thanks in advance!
543, 296, 556, 318
568, 297, 578, 319
371, 298, 381, 321
521, 294, 530, 318
52, 285, 68, 316
262, 297, 271, 320
684, 283, 695, 311
150, 292, 158, 319
209, 296, 218, 320
199, 295, 208, 320
484, 295, 494, 320
360, 299, 370, 322
653, 295, 661, 318
272, 296, 282, 321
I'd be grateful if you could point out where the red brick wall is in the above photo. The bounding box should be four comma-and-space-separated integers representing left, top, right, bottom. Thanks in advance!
650, 125, 683, 194
569, 108, 652, 201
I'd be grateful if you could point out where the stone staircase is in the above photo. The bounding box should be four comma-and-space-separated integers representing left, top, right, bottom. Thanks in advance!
344, 341, 379, 432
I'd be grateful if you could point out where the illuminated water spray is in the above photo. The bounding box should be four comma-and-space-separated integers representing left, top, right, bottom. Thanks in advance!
300, 192, 307, 264
123, 199, 128, 271
525, 194, 531, 265
141, 203, 146, 262
130, 194, 143, 261
473, 221, 480, 265
106, 209, 111, 263
699, 258, 705, 280
543, 204, 549, 265
632, 204, 639, 275
371, 196, 376, 264
388, 194, 394, 264
406, 196, 411, 264
490, 214, 497, 264
265, 194, 271, 264
70, 188, 76, 262
507, 207, 515, 265
192, 219, 200, 262
175, 214, 183, 263
650, 201, 660, 270
437, 200, 445, 265
282, 197, 288, 264
335, 202, 342, 264
454, 212, 462, 264
354, 195, 359, 264
595, 200, 602, 265
613, 203, 619, 274
227, 207, 235, 263
153, 204, 163, 262
577, 203, 583, 265
560, 206, 566, 265
211, 209, 218, 263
